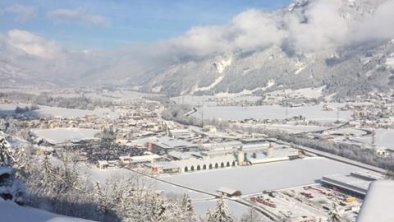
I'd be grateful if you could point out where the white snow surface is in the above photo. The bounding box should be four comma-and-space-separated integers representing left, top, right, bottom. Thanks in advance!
0, 103, 125, 119
32, 128, 99, 144
259, 124, 327, 133
214, 57, 232, 74
0, 200, 94, 222
354, 129, 394, 150
159, 157, 362, 196
193, 104, 351, 121
358, 181, 394, 222
191, 74, 225, 93
79, 157, 372, 218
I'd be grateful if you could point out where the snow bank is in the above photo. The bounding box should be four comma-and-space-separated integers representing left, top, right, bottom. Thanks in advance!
0, 200, 94, 222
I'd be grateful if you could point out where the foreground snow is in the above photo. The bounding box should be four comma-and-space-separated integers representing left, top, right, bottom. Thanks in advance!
0, 200, 94, 222
80, 157, 371, 218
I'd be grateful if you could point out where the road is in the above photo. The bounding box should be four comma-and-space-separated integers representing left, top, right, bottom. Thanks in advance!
273, 140, 386, 174
126, 167, 279, 221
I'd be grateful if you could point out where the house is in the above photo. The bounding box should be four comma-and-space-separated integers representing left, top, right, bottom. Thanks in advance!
375, 147, 390, 157
216, 187, 242, 197
149, 136, 198, 154
169, 129, 194, 139
97, 160, 109, 170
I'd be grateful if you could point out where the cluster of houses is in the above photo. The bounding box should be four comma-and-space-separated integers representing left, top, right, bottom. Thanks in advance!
96, 126, 301, 175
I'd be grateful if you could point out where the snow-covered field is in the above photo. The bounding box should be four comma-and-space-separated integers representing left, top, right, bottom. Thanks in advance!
0, 103, 126, 119
0, 103, 19, 115
159, 157, 361, 196
354, 129, 394, 150
81, 157, 371, 218
84, 90, 162, 102
36, 106, 124, 119
32, 128, 99, 144
0, 200, 94, 222
171, 95, 262, 106
255, 124, 327, 133
82, 165, 250, 218
193, 104, 351, 121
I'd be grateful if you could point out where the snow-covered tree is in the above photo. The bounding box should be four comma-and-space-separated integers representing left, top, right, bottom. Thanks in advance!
207, 197, 234, 222
385, 169, 394, 180
0, 134, 25, 204
179, 194, 199, 221
181, 194, 193, 213
240, 208, 268, 222
95, 182, 109, 221
0, 136, 11, 166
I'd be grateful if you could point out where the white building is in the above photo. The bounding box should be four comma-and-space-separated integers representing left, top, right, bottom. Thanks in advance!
149, 155, 237, 174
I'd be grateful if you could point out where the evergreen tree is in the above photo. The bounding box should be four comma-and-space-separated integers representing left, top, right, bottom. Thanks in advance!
207, 198, 234, 222
240, 208, 267, 222
42, 154, 53, 188
181, 194, 194, 213
0, 137, 11, 166
95, 182, 108, 220
385, 169, 394, 180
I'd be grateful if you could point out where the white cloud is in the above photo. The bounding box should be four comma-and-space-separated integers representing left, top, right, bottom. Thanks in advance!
352, 0, 394, 43
47, 9, 110, 27
6, 29, 62, 58
161, 9, 285, 59
230, 10, 286, 51
285, 0, 349, 52
156, 0, 394, 59
5, 4, 37, 22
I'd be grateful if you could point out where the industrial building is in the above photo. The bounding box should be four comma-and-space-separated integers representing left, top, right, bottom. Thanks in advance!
357, 180, 394, 222
320, 171, 384, 198
148, 136, 199, 154
148, 154, 237, 174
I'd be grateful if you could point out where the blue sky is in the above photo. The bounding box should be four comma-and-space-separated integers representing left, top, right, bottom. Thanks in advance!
0, 0, 291, 50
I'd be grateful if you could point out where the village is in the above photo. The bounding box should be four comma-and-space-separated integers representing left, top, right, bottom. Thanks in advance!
1, 87, 394, 221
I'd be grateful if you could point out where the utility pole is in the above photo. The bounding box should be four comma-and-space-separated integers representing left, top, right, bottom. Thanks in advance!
372, 130, 376, 148
181, 78, 185, 105
201, 104, 204, 128
284, 90, 289, 117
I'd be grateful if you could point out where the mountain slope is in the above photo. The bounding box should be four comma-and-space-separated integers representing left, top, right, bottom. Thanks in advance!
143, 0, 394, 98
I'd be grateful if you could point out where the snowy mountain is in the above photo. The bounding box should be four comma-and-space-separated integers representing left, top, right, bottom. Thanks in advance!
1, 0, 394, 98
144, 0, 394, 98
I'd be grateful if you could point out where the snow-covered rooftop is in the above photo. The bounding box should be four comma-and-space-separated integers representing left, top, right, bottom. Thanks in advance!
357, 181, 394, 222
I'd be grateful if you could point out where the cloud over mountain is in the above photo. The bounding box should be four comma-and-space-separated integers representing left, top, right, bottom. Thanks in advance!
155, 0, 394, 60
5, 29, 62, 58
1, 0, 394, 94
